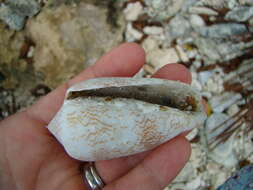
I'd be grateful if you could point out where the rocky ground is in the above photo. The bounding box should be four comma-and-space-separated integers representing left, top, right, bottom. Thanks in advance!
0, 0, 253, 189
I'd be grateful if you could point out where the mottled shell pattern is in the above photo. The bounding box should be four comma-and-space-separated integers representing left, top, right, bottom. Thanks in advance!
48, 77, 207, 161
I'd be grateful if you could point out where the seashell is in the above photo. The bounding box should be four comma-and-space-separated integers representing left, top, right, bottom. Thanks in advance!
48, 77, 207, 161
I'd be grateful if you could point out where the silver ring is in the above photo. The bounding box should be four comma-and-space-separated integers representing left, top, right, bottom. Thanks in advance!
83, 162, 105, 190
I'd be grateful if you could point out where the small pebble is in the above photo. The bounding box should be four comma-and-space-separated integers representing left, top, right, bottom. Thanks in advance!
147, 48, 179, 69
123, 2, 143, 21
143, 26, 164, 35
190, 14, 205, 27
175, 45, 189, 62
226, 104, 240, 117
125, 23, 143, 41
189, 6, 218, 15
210, 92, 242, 113
225, 6, 253, 22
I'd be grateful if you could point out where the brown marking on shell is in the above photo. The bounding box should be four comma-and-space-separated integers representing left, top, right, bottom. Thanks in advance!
92, 147, 125, 160
159, 106, 168, 111
185, 96, 197, 111
137, 117, 165, 150
105, 97, 113, 101
66, 112, 83, 127
76, 108, 116, 146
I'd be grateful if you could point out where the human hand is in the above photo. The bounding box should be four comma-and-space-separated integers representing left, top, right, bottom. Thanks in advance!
0, 43, 191, 190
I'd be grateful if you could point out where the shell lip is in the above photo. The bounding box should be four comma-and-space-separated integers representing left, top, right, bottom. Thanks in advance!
66, 78, 202, 112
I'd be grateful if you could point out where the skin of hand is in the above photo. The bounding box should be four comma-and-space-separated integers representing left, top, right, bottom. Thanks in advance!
0, 43, 192, 190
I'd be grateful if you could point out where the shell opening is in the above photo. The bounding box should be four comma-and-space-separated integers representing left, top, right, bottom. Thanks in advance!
66, 85, 197, 112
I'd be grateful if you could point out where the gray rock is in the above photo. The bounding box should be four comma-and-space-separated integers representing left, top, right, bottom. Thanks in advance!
26, 3, 124, 88
0, 22, 24, 66
166, 15, 192, 39
194, 38, 222, 62
205, 113, 238, 168
216, 41, 253, 61
0, 4, 25, 30
194, 37, 253, 63
198, 23, 247, 39
210, 92, 242, 113
205, 113, 231, 141
144, 0, 186, 20
198, 71, 213, 85
0, 0, 40, 30
225, 6, 253, 22
5, 0, 40, 17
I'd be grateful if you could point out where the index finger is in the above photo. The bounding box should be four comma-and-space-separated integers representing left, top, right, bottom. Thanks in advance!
27, 43, 145, 124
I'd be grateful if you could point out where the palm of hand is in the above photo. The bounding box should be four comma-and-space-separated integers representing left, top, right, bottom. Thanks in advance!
0, 43, 191, 190
1, 112, 83, 190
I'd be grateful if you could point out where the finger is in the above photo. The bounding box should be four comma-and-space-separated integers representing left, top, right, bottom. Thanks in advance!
104, 136, 191, 190
95, 151, 152, 184
27, 43, 145, 124
152, 63, 192, 84
95, 63, 192, 183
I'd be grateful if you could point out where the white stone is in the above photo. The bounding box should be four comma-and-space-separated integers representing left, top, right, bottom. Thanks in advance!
125, 23, 143, 42
190, 143, 207, 168
175, 45, 189, 62
185, 176, 203, 190
201, 91, 212, 99
210, 135, 238, 168
27, 46, 35, 58
143, 26, 164, 35
147, 48, 180, 69
206, 162, 230, 188
190, 14, 206, 27
205, 75, 224, 94
142, 36, 159, 52
228, 0, 239, 9
198, 71, 213, 85
133, 68, 145, 78
195, 0, 227, 9
192, 79, 203, 91
186, 128, 199, 141
210, 92, 242, 113
123, 2, 143, 21
187, 49, 198, 59
189, 6, 218, 16
226, 104, 240, 117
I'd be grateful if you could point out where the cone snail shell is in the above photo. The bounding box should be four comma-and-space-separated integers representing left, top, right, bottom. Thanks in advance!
48, 77, 207, 161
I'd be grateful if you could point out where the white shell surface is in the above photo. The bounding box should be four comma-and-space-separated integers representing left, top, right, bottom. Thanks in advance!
48, 77, 206, 161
